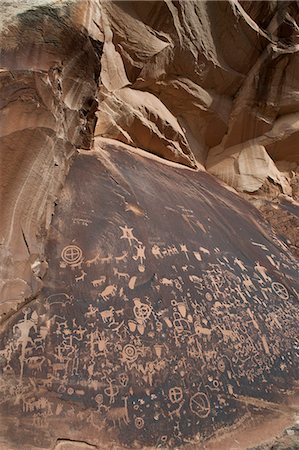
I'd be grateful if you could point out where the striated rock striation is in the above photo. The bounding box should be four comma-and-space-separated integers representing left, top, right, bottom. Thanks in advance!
0, 1, 299, 449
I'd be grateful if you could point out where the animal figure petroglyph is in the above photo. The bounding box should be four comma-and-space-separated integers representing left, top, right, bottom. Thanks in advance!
189, 275, 202, 285
160, 278, 173, 286
86, 253, 101, 267
115, 251, 128, 262
99, 285, 117, 301
25, 356, 46, 373
105, 397, 130, 427
100, 307, 115, 323
152, 244, 163, 259
85, 304, 99, 318
23, 397, 53, 415
91, 277, 106, 287
100, 254, 113, 264
115, 308, 124, 317
75, 270, 87, 282
52, 362, 67, 377
113, 268, 129, 280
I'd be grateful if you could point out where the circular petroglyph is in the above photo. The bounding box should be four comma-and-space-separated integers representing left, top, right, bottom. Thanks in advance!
61, 245, 82, 265
217, 358, 226, 373
133, 299, 151, 321
122, 344, 138, 363
205, 292, 213, 302
135, 417, 145, 429
189, 392, 210, 418
169, 387, 183, 404
271, 282, 289, 300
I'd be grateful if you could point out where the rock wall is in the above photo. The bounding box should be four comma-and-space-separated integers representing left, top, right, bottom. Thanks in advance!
0, 1, 298, 449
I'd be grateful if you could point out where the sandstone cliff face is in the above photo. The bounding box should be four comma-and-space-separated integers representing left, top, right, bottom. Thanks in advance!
0, 1, 298, 450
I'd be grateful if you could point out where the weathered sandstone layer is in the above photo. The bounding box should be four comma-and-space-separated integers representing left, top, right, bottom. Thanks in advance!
0, 1, 298, 449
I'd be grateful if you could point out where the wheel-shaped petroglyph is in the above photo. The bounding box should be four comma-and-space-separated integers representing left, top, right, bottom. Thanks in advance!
133, 298, 152, 321
271, 282, 289, 300
189, 392, 210, 418
169, 387, 183, 404
61, 245, 82, 265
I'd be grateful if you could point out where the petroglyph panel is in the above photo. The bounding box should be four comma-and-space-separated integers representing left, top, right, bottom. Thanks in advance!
0, 144, 298, 449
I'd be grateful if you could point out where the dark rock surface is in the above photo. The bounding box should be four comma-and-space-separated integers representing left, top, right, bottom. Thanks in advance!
0, 143, 298, 449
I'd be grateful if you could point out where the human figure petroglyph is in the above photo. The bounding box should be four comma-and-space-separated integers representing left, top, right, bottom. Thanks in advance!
85, 305, 98, 318
254, 261, 272, 282
180, 244, 189, 260
104, 379, 120, 404
73, 325, 86, 341
133, 244, 146, 272
234, 258, 247, 272
120, 225, 140, 246
266, 254, 280, 270
13, 309, 39, 381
